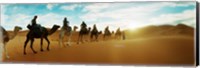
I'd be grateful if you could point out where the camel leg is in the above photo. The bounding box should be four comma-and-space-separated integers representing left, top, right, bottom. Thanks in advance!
93, 35, 95, 42
30, 39, 37, 54
59, 34, 62, 47
24, 37, 29, 55
103, 35, 106, 41
88, 34, 91, 42
77, 36, 79, 44
62, 39, 66, 47
92, 34, 95, 42
62, 36, 65, 47
93, 34, 96, 42
67, 34, 71, 46
3, 45, 9, 59
59, 30, 65, 47
90, 34, 92, 42
105, 35, 106, 40
59, 33, 65, 47
85, 35, 88, 42
81, 35, 83, 43
115, 35, 117, 40
95, 35, 98, 42
123, 33, 126, 40
40, 38, 44, 52
78, 34, 83, 44
91, 34, 94, 42
45, 37, 50, 51
77, 34, 81, 44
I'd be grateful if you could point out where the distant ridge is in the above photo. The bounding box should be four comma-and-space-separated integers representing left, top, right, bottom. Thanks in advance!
125, 24, 194, 39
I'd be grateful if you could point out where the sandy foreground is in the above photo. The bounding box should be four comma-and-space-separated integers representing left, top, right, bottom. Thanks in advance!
1, 31, 195, 66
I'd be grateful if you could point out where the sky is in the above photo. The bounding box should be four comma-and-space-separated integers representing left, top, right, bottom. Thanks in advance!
0, 2, 196, 31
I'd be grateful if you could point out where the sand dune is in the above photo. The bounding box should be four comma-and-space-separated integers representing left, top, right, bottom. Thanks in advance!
125, 24, 194, 39
2, 24, 195, 65
3, 35, 194, 65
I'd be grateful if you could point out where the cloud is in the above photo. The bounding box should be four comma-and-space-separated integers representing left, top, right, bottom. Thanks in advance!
81, 2, 195, 22
80, 3, 145, 22
82, 3, 114, 13
2, 5, 31, 30
80, 3, 165, 28
1, 2, 196, 31
1, 14, 32, 30
1, 13, 68, 30
37, 13, 65, 28
46, 4, 58, 10
79, 2, 196, 31
162, 2, 195, 7
60, 4, 80, 11
149, 9, 196, 26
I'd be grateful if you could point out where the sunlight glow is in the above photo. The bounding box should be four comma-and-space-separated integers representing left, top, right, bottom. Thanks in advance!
127, 23, 144, 31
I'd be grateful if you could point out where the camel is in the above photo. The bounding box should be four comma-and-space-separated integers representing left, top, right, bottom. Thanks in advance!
90, 24, 102, 42
73, 26, 78, 32
0, 26, 22, 58
115, 28, 122, 39
23, 24, 60, 55
103, 26, 111, 40
59, 23, 72, 47
111, 31, 115, 38
115, 28, 126, 40
77, 21, 91, 44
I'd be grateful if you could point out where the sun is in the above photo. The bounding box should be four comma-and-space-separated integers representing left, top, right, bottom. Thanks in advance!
127, 23, 143, 31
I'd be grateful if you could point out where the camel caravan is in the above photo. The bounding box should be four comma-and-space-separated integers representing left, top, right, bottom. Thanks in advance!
0, 15, 126, 58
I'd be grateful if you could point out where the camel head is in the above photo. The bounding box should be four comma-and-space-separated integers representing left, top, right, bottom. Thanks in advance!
14, 26, 22, 32
117, 27, 121, 31
9, 26, 22, 40
112, 31, 115, 34
74, 26, 78, 28
48, 24, 60, 35
106, 26, 109, 29
73, 26, 78, 32
99, 31, 102, 34
53, 25, 60, 29
88, 27, 91, 31
27, 24, 32, 30
52, 25, 60, 31
93, 24, 96, 27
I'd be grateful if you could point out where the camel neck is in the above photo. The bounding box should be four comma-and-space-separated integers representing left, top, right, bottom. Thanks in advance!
9, 28, 19, 40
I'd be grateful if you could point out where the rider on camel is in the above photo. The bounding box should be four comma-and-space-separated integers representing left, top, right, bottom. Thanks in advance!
81, 21, 87, 28
63, 17, 70, 29
29, 15, 42, 32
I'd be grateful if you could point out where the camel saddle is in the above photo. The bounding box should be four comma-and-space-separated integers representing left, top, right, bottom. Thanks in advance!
27, 24, 44, 36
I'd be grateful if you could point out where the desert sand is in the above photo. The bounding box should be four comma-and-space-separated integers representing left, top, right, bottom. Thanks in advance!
2, 24, 195, 66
